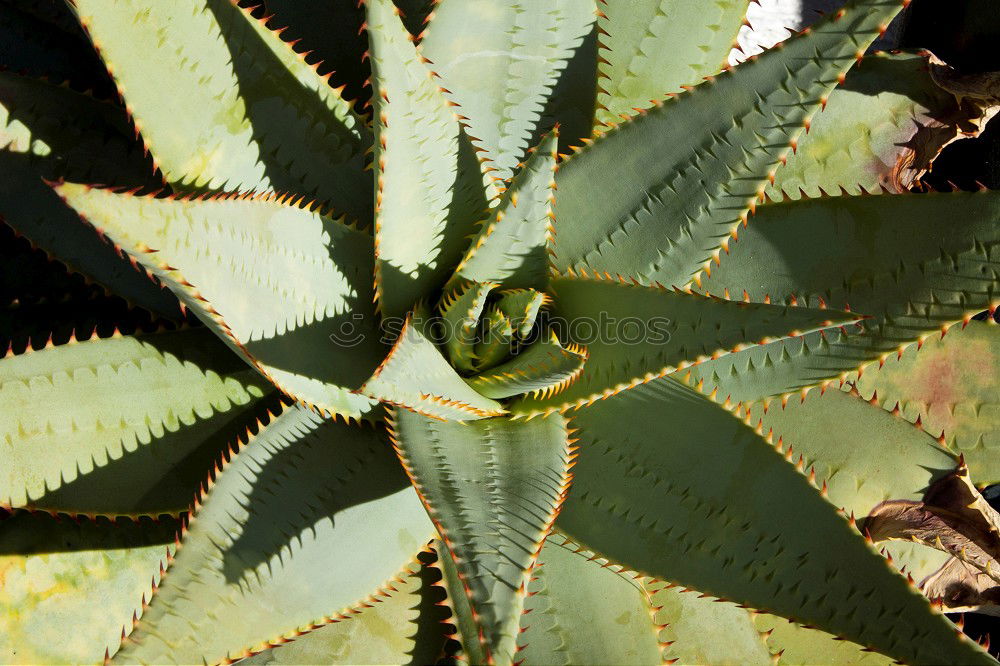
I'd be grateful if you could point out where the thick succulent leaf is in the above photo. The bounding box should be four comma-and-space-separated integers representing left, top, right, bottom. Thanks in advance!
466, 334, 587, 400
594, 0, 749, 125
853, 320, 1000, 483
112, 404, 433, 665
473, 307, 515, 371
512, 275, 860, 416
389, 410, 572, 665
438, 281, 497, 373
557, 377, 993, 664
72, 0, 372, 220
238, 552, 449, 666
740, 387, 957, 519
550, 0, 904, 288
0, 71, 181, 316
1, 513, 174, 665
419, 0, 595, 180
367, 0, 488, 319
1, 328, 274, 516
516, 534, 662, 665
770, 52, 969, 198
56, 184, 385, 420
690, 190, 1000, 406
495, 288, 547, 338
360, 316, 505, 420
448, 131, 557, 291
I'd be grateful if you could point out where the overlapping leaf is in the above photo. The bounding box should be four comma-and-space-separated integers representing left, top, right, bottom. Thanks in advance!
448, 131, 557, 292
56, 184, 385, 420
466, 334, 586, 400
0, 513, 175, 664
557, 377, 993, 664
688, 190, 1000, 407
420, 0, 595, 180
366, 0, 488, 318
360, 315, 505, 420
551, 0, 905, 288
390, 410, 572, 664
0, 71, 180, 316
112, 404, 433, 665
1, 328, 273, 516
513, 275, 860, 415
72, 0, 371, 220
853, 320, 1000, 483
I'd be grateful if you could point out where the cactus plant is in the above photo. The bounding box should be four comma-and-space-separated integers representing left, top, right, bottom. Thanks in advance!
3, 0, 1000, 664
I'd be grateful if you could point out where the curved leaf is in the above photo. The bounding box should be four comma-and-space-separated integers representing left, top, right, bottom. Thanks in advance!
512, 275, 860, 416
557, 377, 993, 664
366, 0, 488, 319
473, 307, 515, 371
517, 534, 662, 666
1, 328, 273, 516
112, 404, 433, 665
360, 315, 505, 420
72, 0, 371, 220
594, 0, 749, 125
689, 190, 1000, 407
56, 184, 385, 420
495, 288, 547, 338
448, 131, 558, 292
853, 320, 1000, 483
419, 0, 595, 180
389, 410, 572, 665
551, 0, 904, 288
466, 334, 586, 400
438, 281, 497, 373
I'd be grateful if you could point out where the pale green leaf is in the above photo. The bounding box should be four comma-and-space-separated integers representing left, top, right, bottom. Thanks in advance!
594, 0, 749, 125
466, 334, 586, 399
495, 288, 547, 338
1, 328, 273, 516
420, 0, 595, 179
390, 410, 571, 664
367, 0, 489, 318
112, 404, 433, 665
56, 183, 385, 420
72, 0, 371, 220
688, 190, 1000, 407
516, 533, 662, 666
557, 377, 993, 664
0, 514, 174, 664
473, 307, 515, 371
512, 275, 860, 416
238, 553, 449, 666
448, 131, 557, 291
770, 52, 966, 199
853, 320, 1000, 484
360, 315, 505, 420
438, 281, 497, 373
551, 0, 904, 288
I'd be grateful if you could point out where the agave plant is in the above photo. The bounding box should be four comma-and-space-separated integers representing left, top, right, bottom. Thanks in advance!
4, 0, 1000, 663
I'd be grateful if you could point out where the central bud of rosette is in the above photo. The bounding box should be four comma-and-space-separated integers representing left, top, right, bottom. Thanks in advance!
359, 280, 588, 420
